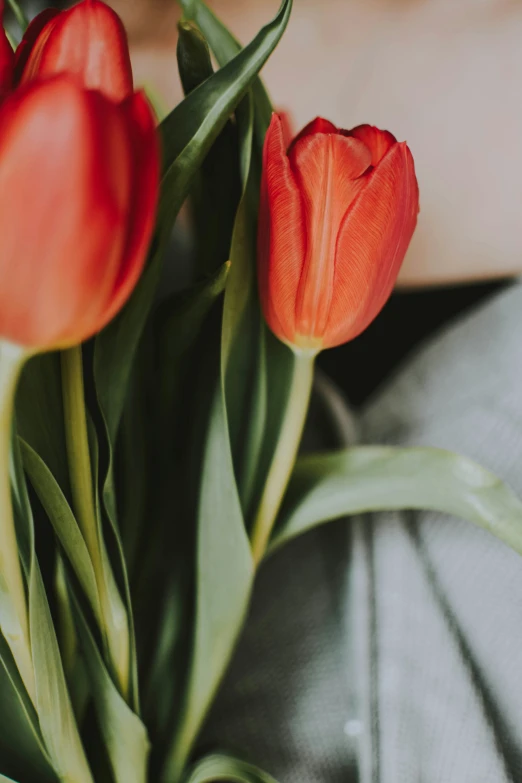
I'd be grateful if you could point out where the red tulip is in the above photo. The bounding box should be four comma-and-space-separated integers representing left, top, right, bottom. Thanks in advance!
258, 114, 419, 352
0, 75, 159, 349
15, 0, 133, 101
0, 1, 13, 98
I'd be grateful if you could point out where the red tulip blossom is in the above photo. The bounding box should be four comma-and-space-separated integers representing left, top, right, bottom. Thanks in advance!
0, 76, 159, 349
15, 0, 133, 101
258, 114, 419, 353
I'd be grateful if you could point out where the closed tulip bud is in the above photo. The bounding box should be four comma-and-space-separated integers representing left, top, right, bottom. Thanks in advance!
15, 0, 133, 101
258, 114, 419, 353
0, 75, 159, 350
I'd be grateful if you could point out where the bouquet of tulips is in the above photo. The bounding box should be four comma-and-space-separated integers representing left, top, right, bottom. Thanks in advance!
0, 0, 521, 782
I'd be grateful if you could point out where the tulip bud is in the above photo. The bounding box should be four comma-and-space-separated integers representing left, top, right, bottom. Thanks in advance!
258, 114, 419, 353
0, 75, 159, 349
15, 0, 133, 101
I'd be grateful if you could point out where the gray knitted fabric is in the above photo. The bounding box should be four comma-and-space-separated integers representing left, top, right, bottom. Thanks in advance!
203, 282, 522, 783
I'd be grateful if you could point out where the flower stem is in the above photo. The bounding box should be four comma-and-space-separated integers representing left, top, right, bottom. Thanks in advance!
250, 351, 315, 565
0, 340, 35, 703
61, 345, 129, 696
61, 347, 99, 564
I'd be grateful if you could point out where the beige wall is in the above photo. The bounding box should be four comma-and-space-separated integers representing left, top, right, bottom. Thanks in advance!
113, 0, 522, 287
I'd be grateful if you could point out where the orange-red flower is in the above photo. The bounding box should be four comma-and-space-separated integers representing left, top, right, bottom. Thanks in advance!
0, 76, 159, 349
14, 0, 133, 101
258, 114, 419, 352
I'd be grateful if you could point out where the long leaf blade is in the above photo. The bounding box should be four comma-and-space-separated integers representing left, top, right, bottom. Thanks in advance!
184, 753, 279, 783
21, 439, 102, 626
179, 0, 273, 135
163, 383, 253, 782
29, 564, 93, 783
73, 599, 150, 783
162, 0, 292, 205
272, 446, 522, 555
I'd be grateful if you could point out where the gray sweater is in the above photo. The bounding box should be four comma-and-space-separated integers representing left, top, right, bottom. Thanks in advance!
204, 282, 522, 783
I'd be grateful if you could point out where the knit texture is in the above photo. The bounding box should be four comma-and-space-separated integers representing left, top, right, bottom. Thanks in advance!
204, 281, 522, 782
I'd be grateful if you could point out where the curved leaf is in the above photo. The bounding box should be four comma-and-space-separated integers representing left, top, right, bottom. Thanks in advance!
72, 599, 150, 783
162, 0, 292, 210
16, 354, 69, 496
11, 425, 91, 783
272, 446, 522, 555
20, 439, 102, 626
93, 0, 292, 717
162, 377, 254, 782
5, 0, 28, 34
179, 0, 273, 136
177, 21, 213, 96
177, 24, 241, 279
0, 632, 55, 783
94, 0, 292, 471
29, 565, 94, 783
184, 754, 279, 783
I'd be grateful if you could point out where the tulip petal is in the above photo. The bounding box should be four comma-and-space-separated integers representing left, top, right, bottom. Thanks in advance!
0, 77, 132, 347
288, 130, 372, 343
99, 90, 159, 326
289, 116, 338, 150
18, 0, 133, 101
258, 113, 306, 344
277, 109, 294, 148
13, 9, 59, 84
325, 141, 419, 348
0, 0, 12, 97
346, 124, 397, 167
0, 30, 12, 98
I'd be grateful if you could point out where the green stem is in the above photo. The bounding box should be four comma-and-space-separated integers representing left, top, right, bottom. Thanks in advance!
61, 345, 129, 696
61, 347, 100, 565
250, 351, 315, 565
0, 340, 35, 703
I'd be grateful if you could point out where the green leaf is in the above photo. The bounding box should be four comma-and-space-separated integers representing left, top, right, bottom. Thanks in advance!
72, 599, 150, 783
155, 262, 230, 433
162, 0, 292, 211
11, 426, 93, 783
5, 0, 28, 34
16, 353, 69, 495
93, 0, 292, 571
220, 94, 267, 513
184, 753, 279, 783
163, 381, 253, 782
92, 0, 292, 709
178, 0, 299, 524
93, 0, 292, 485
93, 248, 163, 454
272, 446, 522, 555
29, 568, 93, 783
0, 631, 55, 783
177, 20, 213, 96
177, 20, 241, 279
93, 256, 163, 710
179, 0, 273, 137
23, 426, 148, 782
20, 440, 102, 629
130, 266, 229, 746
89, 415, 138, 714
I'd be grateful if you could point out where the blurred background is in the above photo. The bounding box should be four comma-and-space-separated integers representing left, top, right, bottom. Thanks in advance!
13, 0, 520, 402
